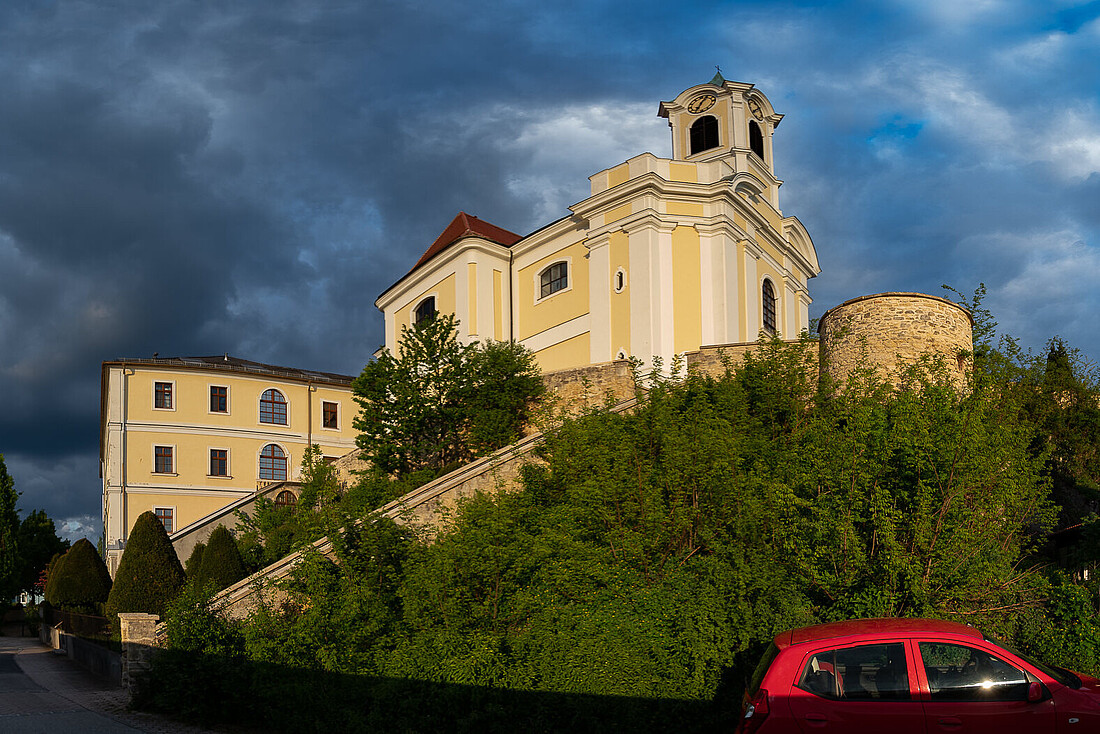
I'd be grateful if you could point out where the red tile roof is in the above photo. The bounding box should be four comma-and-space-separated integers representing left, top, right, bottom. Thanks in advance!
409, 212, 523, 274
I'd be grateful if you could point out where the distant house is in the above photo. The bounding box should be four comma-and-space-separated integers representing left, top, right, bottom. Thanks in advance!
376, 73, 821, 373
99, 355, 356, 575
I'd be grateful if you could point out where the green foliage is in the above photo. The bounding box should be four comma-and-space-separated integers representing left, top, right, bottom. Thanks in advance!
184, 542, 205, 581
0, 454, 20, 600
151, 333, 1100, 728
353, 314, 543, 479
46, 538, 112, 613
194, 526, 246, 593
43, 551, 68, 606
105, 511, 185, 625
15, 510, 69, 598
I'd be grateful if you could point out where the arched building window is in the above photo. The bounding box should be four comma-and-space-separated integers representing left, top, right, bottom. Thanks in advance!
762, 279, 778, 335
540, 262, 568, 299
414, 296, 436, 325
749, 120, 765, 161
690, 115, 719, 155
259, 444, 287, 481
274, 490, 297, 508
259, 389, 287, 425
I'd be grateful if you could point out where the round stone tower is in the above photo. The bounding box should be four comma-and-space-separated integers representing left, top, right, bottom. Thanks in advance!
818, 292, 974, 388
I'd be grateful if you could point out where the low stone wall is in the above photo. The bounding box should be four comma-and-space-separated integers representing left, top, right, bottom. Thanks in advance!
686, 339, 815, 377
39, 623, 122, 687
540, 360, 636, 410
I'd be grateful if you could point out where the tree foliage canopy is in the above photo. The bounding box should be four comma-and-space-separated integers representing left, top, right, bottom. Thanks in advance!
46, 538, 112, 612
352, 314, 543, 478
0, 454, 20, 600
150, 328, 1100, 728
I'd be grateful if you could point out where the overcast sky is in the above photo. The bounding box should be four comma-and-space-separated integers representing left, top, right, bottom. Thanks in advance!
2, 0, 1098, 543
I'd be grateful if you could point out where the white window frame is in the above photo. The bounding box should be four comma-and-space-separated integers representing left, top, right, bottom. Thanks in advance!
208, 384, 231, 415
410, 292, 439, 326
614, 267, 627, 294
259, 388, 289, 426
534, 258, 572, 304
321, 400, 340, 431
258, 442, 290, 482
208, 447, 231, 479
152, 444, 177, 475
152, 380, 176, 411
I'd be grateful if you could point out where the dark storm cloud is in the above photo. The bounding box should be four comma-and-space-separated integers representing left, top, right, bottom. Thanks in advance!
0, 0, 1097, 539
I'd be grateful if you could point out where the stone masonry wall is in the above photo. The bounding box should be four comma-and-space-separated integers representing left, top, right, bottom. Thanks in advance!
819, 292, 973, 387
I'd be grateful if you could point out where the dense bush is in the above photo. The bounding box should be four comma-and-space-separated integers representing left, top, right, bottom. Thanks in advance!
194, 526, 246, 592
46, 538, 112, 613
184, 542, 205, 581
141, 322, 1100, 730
105, 511, 185, 626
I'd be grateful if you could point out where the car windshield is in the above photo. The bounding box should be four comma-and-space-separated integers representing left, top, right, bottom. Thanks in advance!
984, 633, 1081, 688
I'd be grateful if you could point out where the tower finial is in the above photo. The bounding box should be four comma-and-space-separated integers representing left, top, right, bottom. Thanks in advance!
708, 66, 726, 86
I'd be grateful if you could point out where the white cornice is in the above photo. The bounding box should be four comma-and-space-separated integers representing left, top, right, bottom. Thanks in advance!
375, 237, 511, 311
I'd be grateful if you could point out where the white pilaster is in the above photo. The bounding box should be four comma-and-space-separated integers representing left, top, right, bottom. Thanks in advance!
587, 233, 612, 363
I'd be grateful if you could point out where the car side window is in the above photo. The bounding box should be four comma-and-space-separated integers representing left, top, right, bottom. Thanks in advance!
918, 642, 1030, 702
797, 643, 910, 701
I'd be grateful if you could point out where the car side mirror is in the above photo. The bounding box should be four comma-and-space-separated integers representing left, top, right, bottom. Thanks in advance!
1027, 682, 1047, 703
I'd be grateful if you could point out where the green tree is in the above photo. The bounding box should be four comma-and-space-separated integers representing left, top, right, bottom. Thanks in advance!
47, 538, 112, 613
15, 510, 69, 599
0, 454, 20, 600
184, 542, 206, 581
353, 314, 542, 479
194, 526, 246, 592
105, 511, 185, 625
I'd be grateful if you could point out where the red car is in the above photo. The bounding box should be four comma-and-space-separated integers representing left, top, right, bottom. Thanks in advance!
737, 617, 1100, 733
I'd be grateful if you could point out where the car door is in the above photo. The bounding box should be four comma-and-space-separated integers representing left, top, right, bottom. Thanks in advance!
787, 640, 927, 733
916, 640, 1057, 733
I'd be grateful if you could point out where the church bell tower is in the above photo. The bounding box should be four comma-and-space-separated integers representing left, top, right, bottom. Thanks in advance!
658, 71, 784, 209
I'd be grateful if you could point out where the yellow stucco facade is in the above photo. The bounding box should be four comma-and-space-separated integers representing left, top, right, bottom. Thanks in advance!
375, 73, 821, 374
100, 356, 357, 575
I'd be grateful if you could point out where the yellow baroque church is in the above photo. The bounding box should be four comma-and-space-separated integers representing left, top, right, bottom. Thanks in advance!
376, 72, 820, 372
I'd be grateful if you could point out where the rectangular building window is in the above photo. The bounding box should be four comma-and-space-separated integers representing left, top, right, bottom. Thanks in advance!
154, 381, 173, 409
322, 401, 338, 429
154, 446, 173, 474
210, 386, 228, 413
210, 449, 228, 477
154, 507, 174, 534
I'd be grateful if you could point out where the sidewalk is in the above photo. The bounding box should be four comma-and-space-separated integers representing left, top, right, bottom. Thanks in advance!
0, 625, 254, 733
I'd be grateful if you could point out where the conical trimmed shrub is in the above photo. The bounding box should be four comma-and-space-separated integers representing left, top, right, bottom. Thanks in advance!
184, 542, 206, 581
105, 511, 185, 624
195, 525, 246, 592
48, 538, 112, 612
43, 551, 67, 606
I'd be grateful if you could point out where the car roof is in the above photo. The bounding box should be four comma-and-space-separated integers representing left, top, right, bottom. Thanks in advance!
774, 617, 983, 649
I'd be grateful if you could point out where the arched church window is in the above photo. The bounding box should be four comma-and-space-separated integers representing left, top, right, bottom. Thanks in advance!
274, 490, 297, 508
749, 120, 765, 161
259, 444, 287, 482
690, 116, 719, 155
540, 262, 568, 299
259, 389, 287, 425
762, 279, 778, 335
414, 296, 436, 326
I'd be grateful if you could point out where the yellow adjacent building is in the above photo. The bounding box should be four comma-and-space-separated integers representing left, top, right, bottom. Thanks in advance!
100, 355, 357, 575
376, 74, 821, 372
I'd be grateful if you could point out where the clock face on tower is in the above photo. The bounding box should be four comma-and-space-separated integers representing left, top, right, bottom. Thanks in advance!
747, 98, 764, 121
687, 93, 716, 114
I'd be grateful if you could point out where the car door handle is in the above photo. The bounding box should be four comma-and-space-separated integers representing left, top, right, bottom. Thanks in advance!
937, 717, 962, 728
803, 713, 828, 726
